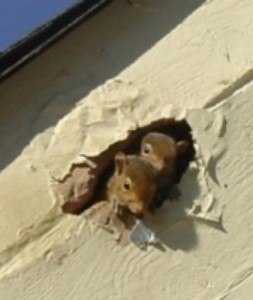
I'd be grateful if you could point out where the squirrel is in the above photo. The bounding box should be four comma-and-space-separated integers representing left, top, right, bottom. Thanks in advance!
96, 132, 189, 218
140, 132, 189, 208
107, 152, 157, 219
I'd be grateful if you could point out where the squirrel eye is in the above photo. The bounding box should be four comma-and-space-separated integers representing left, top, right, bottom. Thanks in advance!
123, 178, 131, 191
142, 144, 152, 155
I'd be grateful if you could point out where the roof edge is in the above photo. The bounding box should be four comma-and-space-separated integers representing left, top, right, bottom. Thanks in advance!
0, 0, 114, 82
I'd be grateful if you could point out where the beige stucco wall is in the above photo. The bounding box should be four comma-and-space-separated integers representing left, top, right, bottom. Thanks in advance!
0, 0, 253, 299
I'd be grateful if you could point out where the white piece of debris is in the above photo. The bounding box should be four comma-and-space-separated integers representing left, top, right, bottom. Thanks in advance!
130, 219, 161, 249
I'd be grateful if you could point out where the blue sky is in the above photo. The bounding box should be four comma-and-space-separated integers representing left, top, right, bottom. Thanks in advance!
0, 0, 77, 52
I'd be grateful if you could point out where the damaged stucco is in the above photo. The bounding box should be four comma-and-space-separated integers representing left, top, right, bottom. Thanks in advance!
0, 0, 253, 299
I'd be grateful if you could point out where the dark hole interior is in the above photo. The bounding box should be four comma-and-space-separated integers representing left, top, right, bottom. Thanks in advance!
62, 118, 195, 215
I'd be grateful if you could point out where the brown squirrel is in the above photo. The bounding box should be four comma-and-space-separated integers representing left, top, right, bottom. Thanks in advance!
140, 132, 189, 178
140, 132, 189, 208
107, 152, 157, 218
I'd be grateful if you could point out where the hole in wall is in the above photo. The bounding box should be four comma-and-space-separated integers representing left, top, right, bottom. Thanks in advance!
60, 117, 195, 215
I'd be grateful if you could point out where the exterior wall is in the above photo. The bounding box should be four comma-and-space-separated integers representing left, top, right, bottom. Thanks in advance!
0, 0, 253, 299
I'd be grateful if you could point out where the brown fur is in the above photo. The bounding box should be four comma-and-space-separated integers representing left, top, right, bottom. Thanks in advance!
107, 152, 157, 218
140, 132, 189, 208
140, 132, 189, 179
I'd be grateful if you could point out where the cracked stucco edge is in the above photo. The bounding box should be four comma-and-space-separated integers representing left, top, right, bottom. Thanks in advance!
2, 72, 252, 280
0, 107, 224, 278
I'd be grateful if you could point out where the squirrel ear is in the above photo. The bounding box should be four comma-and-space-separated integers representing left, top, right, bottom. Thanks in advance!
176, 140, 189, 154
114, 152, 127, 175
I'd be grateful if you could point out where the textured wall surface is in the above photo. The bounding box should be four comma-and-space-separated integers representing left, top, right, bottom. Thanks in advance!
0, 0, 253, 299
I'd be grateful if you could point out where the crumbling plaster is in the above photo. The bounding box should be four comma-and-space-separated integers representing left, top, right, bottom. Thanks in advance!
0, 0, 253, 299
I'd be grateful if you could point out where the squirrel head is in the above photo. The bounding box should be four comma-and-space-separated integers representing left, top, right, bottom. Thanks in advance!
140, 132, 189, 177
109, 152, 157, 218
